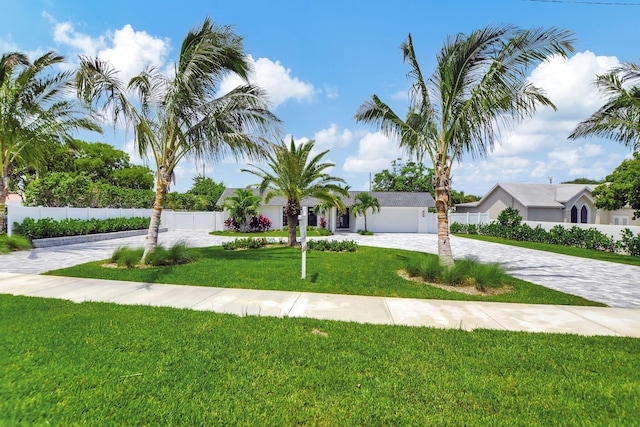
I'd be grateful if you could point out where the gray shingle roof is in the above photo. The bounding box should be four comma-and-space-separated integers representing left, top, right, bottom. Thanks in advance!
474, 183, 595, 208
217, 188, 435, 208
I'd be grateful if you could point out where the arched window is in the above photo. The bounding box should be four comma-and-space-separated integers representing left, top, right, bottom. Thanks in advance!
570, 206, 578, 223
581, 205, 588, 223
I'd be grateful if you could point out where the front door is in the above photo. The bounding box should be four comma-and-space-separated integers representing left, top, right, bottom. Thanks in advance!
337, 209, 350, 229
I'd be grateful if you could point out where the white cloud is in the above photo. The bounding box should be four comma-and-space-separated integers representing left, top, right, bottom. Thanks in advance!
46, 14, 170, 82
313, 124, 353, 149
343, 132, 401, 172
219, 55, 314, 108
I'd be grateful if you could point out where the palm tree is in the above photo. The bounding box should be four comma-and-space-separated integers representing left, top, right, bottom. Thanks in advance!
222, 188, 262, 232
351, 192, 380, 232
313, 199, 339, 229
243, 137, 349, 246
354, 26, 574, 265
569, 62, 640, 152
76, 18, 280, 260
0, 51, 100, 232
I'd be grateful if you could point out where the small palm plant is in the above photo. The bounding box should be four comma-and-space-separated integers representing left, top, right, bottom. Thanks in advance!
351, 192, 380, 232
222, 188, 262, 232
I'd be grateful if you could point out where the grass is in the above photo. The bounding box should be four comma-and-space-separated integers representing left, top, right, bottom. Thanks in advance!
0, 234, 31, 254
1, 295, 638, 426
453, 233, 640, 267
46, 245, 603, 306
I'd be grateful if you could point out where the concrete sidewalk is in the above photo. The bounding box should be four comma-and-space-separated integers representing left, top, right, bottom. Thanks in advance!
2, 272, 639, 337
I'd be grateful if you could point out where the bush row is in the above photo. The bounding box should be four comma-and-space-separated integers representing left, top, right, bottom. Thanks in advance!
450, 221, 640, 256
111, 242, 195, 267
407, 256, 507, 291
224, 215, 272, 232
222, 237, 270, 250
307, 239, 358, 252
14, 216, 151, 240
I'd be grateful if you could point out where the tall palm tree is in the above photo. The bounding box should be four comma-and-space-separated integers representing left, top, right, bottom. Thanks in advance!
354, 26, 574, 265
221, 188, 262, 232
243, 138, 349, 246
76, 18, 280, 260
351, 192, 380, 232
0, 51, 100, 232
569, 61, 640, 152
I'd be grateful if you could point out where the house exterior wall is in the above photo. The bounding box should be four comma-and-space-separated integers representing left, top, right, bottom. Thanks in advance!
357, 207, 421, 233
260, 206, 283, 230
597, 207, 640, 226
564, 194, 596, 224
457, 188, 527, 220
528, 207, 564, 222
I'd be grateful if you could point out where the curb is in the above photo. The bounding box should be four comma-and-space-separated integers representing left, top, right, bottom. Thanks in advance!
32, 228, 168, 248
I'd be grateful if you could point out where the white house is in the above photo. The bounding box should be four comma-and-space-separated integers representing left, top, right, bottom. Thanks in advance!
455, 183, 640, 226
217, 189, 436, 233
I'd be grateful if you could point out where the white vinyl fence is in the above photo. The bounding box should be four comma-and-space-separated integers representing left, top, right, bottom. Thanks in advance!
7, 206, 153, 236
449, 212, 490, 226
160, 210, 224, 231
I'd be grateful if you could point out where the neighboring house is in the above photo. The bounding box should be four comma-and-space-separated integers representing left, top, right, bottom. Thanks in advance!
455, 183, 640, 226
217, 189, 436, 233
5, 193, 23, 206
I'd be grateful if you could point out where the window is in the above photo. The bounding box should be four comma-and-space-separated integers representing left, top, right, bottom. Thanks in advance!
613, 216, 629, 226
580, 206, 588, 223
570, 206, 578, 223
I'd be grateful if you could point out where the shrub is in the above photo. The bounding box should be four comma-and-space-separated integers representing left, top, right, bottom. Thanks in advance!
319, 217, 327, 229
249, 215, 272, 232
407, 256, 443, 282
405, 256, 507, 291
145, 242, 194, 266
449, 222, 464, 234
224, 217, 240, 231
0, 234, 32, 254
497, 207, 522, 228
222, 237, 268, 250
14, 216, 150, 240
618, 228, 640, 256
316, 227, 332, 236
111, 246, 144, 268
357, 229, 374, 235
307, 239, 358, 252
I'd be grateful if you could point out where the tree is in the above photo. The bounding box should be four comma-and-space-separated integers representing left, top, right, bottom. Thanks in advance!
591, 153, 640, 219
562, 178, 603, 185
76, 18, 280, 260
0, 51, 100, 231
351, 192, 380, 232
243, 138, 349, 246
187, 175, 225, 210
372, 159, 434, 194
354, 26, 574, 265
569, 62, 640, 153
221, 188, 262, 231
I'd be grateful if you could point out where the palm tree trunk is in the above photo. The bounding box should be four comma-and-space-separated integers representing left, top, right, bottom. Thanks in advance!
363, 213, 368, 232
287, 214, 298, 246
0, 163, 9, 233
435, 166, 454, 266
142, 166, 169, 262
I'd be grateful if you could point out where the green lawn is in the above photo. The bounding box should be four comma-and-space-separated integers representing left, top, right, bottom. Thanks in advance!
453, 233, 640, 267
1, 295, 637, 426
46, 245, 602, 306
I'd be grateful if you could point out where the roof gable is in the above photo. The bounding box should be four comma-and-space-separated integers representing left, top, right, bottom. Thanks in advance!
467, 183, 595, 209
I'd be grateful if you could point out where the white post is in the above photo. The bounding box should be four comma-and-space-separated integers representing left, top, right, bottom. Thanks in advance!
299, 207, 308, 279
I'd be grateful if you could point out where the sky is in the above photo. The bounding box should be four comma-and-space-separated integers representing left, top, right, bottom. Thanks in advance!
2, 0, 639, 197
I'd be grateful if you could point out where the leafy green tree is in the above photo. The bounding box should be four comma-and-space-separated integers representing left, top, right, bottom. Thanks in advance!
187, 175, 225, 211
351, 192, 380, 232
111, 165, 154, 190
450, 189, 480, 205
221, 188, 262, 232
243, 138, 349, 246
592, 153, 640, 219
562, 178, 603, 185
76, 18, 280, 260
569, 61, 640, 152
372, 160, 434, 194
354, 26, 574, 265
0, 51, 99, 231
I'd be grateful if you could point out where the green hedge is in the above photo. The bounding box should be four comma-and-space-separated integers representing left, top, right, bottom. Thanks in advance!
450, 221, 640, 256
14, 217, 151, 240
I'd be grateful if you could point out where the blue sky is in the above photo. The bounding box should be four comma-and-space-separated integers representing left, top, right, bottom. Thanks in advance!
2, 0, 639, 196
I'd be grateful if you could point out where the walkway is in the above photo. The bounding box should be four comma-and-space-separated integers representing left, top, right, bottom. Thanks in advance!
0, 230, 639, 337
